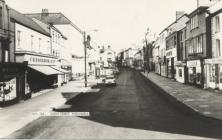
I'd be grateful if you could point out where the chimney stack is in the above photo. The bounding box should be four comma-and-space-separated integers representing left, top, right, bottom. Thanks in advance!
41, 9, 49, 23
176, 11, 185, 20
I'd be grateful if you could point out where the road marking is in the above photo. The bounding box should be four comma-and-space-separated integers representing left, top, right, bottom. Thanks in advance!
199, 105, 209, 108
184, 99, 195, 102
203, 112, 212, 115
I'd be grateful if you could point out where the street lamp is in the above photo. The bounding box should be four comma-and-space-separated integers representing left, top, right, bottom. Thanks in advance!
145, 28, 150, 75
83, 29, 98, 87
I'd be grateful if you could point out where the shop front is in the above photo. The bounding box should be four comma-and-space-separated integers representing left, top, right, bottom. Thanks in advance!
16, 53, 64, 94
51, 66, 70, 85
0, 62, 29, 103
205, 58, 222, 90
175, 61, 187, 84
166, 57, 175, 79
159, 57, 167, 77
187, 60, 202, 87
155, 63, 160, 75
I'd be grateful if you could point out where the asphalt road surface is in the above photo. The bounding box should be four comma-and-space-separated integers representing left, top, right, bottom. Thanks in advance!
7, 69, 222, 139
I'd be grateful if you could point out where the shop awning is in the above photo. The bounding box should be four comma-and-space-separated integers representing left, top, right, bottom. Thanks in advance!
28, 65, 63, 75
51, 66, 70, 73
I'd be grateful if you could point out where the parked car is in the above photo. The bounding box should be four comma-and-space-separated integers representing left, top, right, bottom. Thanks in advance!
105, 75, 117, 86
113, 68, 120, 75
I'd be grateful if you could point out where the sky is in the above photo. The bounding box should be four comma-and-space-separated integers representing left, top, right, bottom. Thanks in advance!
6, 0, 198, 54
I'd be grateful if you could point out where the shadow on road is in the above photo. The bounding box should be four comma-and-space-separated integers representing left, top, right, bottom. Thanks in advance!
54, 69, 222, 139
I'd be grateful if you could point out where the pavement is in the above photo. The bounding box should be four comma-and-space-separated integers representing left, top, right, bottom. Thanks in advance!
141, 71, 222, 122
0, 75, 99, 138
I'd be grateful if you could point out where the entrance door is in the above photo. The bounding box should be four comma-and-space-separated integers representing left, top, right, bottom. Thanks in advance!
193, 67, 196, 85
215, 64, 219, 89
219, 65, 222, 90
171, 57, 174, 79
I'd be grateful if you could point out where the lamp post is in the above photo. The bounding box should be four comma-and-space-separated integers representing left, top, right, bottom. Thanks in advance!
83, 29, 98, 87
145, 28, 150, 75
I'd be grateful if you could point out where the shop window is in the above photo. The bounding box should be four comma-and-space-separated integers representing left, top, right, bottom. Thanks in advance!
210, 65, 216, 82
196, 73, 201, 84
220, 65, 222, 83
179, 69, 182, 77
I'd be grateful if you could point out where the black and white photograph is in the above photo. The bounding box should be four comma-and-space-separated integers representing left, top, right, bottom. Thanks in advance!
1, 0, 222, 139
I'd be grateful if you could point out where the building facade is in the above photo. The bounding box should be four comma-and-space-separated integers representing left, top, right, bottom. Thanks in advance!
10, 9, 64, 95
205, 1, 222, 90
175, 27, 187, 83
133, 49, 144, 71
159, 30, 167, 77
153, 37, 160, 74
0, 0, 28, 102
186, 7, 210, 88
165, 14, 189, 80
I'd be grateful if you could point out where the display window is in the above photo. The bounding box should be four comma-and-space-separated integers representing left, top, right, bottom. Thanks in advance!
220, 65, 222, 83
209, 65, 216, 83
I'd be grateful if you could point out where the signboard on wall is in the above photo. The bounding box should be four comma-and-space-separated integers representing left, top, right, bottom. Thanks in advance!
187, 60, 201, 67
205, 58, 222, 64
16, 54, 58, 66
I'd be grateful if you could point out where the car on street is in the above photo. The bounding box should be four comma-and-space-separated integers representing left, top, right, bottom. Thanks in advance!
113, 68, 120, 75
105, 75, 116, 86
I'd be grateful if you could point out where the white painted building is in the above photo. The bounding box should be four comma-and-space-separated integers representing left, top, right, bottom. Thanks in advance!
133, 49, 144, 71
31, 18, 71, 84
205, 1, 222, 90
159, 30, 167, 77
99, 46, 116, 68
153, 37, 160, 74
10, 9, 64, 93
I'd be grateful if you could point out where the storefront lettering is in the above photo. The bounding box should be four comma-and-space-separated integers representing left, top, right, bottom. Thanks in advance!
187, 61, 200, 67
25, 54, 57, 66
205, 58, 222, 64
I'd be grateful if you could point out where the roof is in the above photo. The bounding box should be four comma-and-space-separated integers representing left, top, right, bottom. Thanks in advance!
159, 14, 189, 35
188, 6, 209, 18
208, 1, 222, 17
32, 18, 68, 40
9, 8, 50, 37
25, 13, 71, 25
25, 12, 83, 34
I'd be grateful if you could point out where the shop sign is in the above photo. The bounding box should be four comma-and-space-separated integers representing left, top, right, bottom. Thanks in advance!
187, 60, 200, 67
175, 61, 186, 66
205, 58, 222, 64
16, 54, 58, 66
